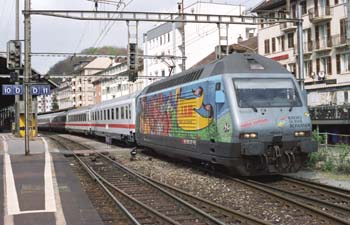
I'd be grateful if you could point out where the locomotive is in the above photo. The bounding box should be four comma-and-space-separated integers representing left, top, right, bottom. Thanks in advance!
38, 53, 317, 176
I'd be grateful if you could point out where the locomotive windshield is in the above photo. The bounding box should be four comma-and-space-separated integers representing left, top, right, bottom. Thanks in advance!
233, 78, 302, 108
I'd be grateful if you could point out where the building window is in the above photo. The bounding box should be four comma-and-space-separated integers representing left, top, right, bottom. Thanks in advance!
304, 60, 312, 78
288, 63, 296, 77
264, 39, 270, 54
335, 0, 339, 4
301, 1, 307, 15
260, 19, 264, 28
336, 54, 341, 74
340, 18, 347, 44
288, 33, 294, 48
161, 70, 165, 77
327, 57, 332, 75
272, 38, 276, 52
281, 35, 285, 51
341, 53, 350, 73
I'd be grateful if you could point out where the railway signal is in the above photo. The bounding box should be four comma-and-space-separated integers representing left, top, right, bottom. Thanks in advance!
6, 40, 22, 70
128, 43, 138, 82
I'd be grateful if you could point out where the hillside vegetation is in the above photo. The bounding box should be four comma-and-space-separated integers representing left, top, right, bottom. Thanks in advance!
48, 46, 127, 75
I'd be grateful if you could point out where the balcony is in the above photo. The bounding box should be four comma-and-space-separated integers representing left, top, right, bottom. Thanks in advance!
308, 7, 332, 24
332, 34, 349, 48
309, 105, 350, 123
280, 21, 297, 32
314, 38, 332, 53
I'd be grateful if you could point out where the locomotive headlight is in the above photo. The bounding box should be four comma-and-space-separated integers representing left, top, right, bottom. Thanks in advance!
294, 131, 310, 137
240, 132, 258, 139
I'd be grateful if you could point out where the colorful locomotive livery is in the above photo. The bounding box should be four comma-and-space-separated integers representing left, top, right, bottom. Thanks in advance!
139, 79, 233, 143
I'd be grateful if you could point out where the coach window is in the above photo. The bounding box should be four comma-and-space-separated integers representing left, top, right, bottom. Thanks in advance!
121, 106, 124, 119
107, 109, 110, 120
116, 108, 119, 119
103, 110, 106, 120
125, 106, 129, 119
111, 108, 114, 120
129, 104, 131, 119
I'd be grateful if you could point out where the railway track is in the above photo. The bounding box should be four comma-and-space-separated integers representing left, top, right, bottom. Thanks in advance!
48, 134, 270, 225
282, 175, 350, 196
47, 133, 350, 225
231, 177, 350, 225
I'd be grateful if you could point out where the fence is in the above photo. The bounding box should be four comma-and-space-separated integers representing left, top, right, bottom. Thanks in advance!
316, 132, 350, 148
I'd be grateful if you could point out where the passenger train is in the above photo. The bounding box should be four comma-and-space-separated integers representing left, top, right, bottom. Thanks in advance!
38, 53, 317, 176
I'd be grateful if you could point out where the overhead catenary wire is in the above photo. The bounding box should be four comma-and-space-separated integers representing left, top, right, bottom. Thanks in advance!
92, 0, 134, 48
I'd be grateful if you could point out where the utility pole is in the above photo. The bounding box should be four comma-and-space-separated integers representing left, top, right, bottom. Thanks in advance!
24, 0, 31, 155
347, 0, 350, 42
179, 0, 186, 71
297, 4, 304, 90
14, 0, 20, 136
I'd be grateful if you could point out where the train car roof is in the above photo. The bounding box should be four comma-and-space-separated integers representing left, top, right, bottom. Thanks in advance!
142, 53, 290, 95
67, 105, 93, 115
91, 90, 141, 109
38, 110, 67, 118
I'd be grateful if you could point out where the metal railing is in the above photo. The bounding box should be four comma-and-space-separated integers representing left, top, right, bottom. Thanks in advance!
317, 132, 350, 147
280, 21, 297, 30
332, 34, 348, 46
315, 38, 332, 49
309, 105, 350, 121
308, 6, 332, 21
303, 41, 314, 52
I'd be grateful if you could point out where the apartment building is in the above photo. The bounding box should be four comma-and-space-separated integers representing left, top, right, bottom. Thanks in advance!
71, 57, 113, 107
37, 94, 53, 113
143, 1, 256, 85
56, 79, 73, 110
253, 0, 350, 106
92, 59, 144, 103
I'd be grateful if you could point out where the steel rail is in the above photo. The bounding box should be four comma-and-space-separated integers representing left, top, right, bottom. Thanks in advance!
282, 176, 350, 197
48, 135, 142, 225
51, 134, 226, 225
232, 178, 350, 225
141, 174, 272, 225
91, 153, 227, 225
246, 179, 350, 219
98, 152, 270, 225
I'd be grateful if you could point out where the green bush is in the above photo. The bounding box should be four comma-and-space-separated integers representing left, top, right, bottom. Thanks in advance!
337, 159, 350, 173
322, 157, 335, 172
312, 130, 325, 144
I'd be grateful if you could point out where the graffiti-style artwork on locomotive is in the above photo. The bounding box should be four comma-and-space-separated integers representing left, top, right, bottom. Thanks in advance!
139, 81, 233, 143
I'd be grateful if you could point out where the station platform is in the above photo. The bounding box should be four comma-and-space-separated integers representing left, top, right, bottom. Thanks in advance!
0, 133, 104, 225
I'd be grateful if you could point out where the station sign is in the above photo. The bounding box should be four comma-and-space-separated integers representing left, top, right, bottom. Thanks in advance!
2, 84, 23, 95
2, 84, 51, 96
30, 85, 51, 95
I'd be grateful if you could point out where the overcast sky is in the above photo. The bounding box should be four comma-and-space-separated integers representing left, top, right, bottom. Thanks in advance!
0, 0, 260, 74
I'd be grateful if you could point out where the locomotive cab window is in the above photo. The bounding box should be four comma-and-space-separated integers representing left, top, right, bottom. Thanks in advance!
233, 78, 302, 108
